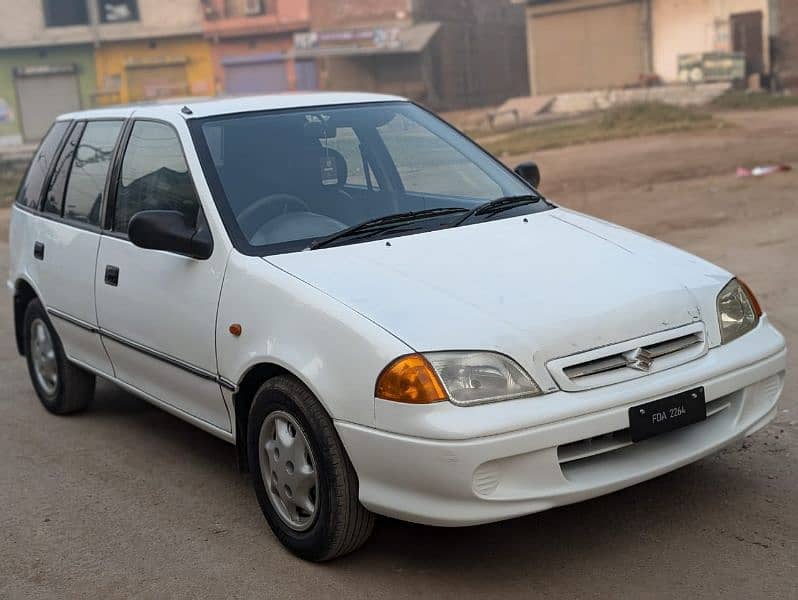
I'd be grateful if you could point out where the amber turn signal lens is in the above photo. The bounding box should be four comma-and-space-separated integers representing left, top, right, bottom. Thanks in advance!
737, 278, 763, 317
376, 354, 448, 404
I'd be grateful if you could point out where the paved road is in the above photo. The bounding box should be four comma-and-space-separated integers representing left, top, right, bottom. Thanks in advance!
1, 109, 797, 599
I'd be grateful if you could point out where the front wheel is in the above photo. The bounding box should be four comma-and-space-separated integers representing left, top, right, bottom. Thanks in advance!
23, 299, 95, 415
247, 376, 374, 561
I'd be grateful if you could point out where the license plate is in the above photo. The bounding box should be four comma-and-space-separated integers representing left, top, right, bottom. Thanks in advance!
628, 388, 706, 443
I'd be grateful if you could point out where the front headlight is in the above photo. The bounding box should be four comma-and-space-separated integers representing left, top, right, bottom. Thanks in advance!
375, 351, 542, 406
426, 352, 542, 406
717, 278, 762, 344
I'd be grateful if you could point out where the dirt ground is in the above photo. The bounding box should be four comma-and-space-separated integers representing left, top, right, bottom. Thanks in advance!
1, 108, 796, 599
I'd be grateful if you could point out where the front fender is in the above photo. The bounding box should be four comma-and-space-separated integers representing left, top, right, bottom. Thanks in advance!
216, 253, 413, 427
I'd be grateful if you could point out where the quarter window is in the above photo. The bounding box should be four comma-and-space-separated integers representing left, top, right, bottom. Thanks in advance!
16, 121, 70, 210
63, 120, 123, 225
113, 121, 200, 234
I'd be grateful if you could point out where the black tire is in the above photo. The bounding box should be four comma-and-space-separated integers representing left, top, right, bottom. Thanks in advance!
23, 299, 95, 415
247, 375, 374, 561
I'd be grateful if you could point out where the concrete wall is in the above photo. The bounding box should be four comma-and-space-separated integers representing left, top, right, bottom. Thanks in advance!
652, 0, 770, 81
0, 45, 96, 138
0, 0, 203, 48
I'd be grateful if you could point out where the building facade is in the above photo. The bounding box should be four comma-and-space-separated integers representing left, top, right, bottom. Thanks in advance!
295, 0, 529, 110
0, 0, 216, 141
202, 0, 315, 95
90, 0, 214, 106
0, 1, 101, 142
516, 0, 777, 95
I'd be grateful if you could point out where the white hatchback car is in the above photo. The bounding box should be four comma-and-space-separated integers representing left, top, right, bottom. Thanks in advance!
7, 93, 787, 561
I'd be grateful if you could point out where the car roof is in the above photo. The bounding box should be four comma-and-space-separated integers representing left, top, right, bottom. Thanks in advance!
56, 92, 406, 123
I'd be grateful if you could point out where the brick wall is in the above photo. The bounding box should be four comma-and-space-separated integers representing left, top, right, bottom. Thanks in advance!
414, 0, 529, 108
309, 0, 413, 29
776, 0, 798, 88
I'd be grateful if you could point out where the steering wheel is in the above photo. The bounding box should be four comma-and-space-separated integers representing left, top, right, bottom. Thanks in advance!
237, 193, 309, 239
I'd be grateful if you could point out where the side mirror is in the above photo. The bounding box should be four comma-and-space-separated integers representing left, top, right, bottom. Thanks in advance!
514, 161, 541, 189
128, 210, 213, 260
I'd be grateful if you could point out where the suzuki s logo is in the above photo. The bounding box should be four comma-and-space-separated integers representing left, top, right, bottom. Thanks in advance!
625, 348, 654, 372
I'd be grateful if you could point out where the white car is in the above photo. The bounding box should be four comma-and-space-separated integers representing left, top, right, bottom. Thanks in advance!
7, 93, 787, 561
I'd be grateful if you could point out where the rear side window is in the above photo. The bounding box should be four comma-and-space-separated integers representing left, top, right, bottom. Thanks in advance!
113, 121, 200, 234
16, 121, 70, 210
63, 120, 124, 226
43, 122, 86, 216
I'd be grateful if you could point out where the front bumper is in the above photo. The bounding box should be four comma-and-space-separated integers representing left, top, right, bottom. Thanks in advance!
335, 319, 787, 526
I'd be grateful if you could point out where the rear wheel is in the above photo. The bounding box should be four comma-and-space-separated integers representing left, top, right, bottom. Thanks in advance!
23, 299, 95, 415
247, 375, 374, 561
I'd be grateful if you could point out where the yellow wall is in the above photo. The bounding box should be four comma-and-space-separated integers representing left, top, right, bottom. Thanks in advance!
94, 36, 215, 105
652, 0, 770, 81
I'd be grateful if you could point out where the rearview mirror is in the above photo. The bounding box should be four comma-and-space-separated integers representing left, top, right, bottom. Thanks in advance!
128, 210, 213, 260
514, 161, 541, 189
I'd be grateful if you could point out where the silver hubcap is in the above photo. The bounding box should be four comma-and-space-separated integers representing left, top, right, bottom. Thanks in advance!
259, 411, 319, 531
31, 318, 58, 396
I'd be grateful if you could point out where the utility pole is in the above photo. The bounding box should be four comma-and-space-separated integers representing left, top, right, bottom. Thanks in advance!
86, 0, 102, 49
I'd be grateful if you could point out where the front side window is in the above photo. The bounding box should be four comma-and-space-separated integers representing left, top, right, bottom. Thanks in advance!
192, 102, 544, 255
63, 120, 123, 225
16, 121, 70, 209
114, 121, 199, 234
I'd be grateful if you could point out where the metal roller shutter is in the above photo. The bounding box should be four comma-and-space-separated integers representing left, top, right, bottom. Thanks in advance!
14, 65, 82, 142
529, 1, 644, 94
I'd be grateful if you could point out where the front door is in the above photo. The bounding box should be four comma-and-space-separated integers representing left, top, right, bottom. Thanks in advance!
731, 11, 765, 77
94, 119, 230, 431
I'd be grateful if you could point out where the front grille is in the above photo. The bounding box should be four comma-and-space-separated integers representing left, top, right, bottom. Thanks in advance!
557, 394, 732, 467
564, 333, 703, 380
547, 323, 708, 391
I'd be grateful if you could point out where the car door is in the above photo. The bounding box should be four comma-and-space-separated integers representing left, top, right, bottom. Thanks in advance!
34, 119, 125, 377
94, 119, 231, 432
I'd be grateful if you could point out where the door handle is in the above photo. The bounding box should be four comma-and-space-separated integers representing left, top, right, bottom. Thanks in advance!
104, 265, 119, 287
33, 242, 44, 260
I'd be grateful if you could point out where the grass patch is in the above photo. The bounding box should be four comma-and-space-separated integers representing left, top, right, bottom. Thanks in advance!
710, 90, 798, 110
0, 160, 26, 208
479, 102, 722, 157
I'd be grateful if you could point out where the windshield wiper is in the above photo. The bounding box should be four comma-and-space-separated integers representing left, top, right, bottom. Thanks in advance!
309, 207, 469, 250
451, 195, 541, 227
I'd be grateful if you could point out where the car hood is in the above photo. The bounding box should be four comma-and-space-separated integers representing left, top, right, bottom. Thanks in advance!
266, 208, 731, 391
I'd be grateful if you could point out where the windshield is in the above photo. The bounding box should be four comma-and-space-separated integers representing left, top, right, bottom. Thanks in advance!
192, 102, 547, 254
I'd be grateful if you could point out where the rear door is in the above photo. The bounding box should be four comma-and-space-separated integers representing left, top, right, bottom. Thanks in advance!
94, 119, 230, 432
33, 119, 125, 376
